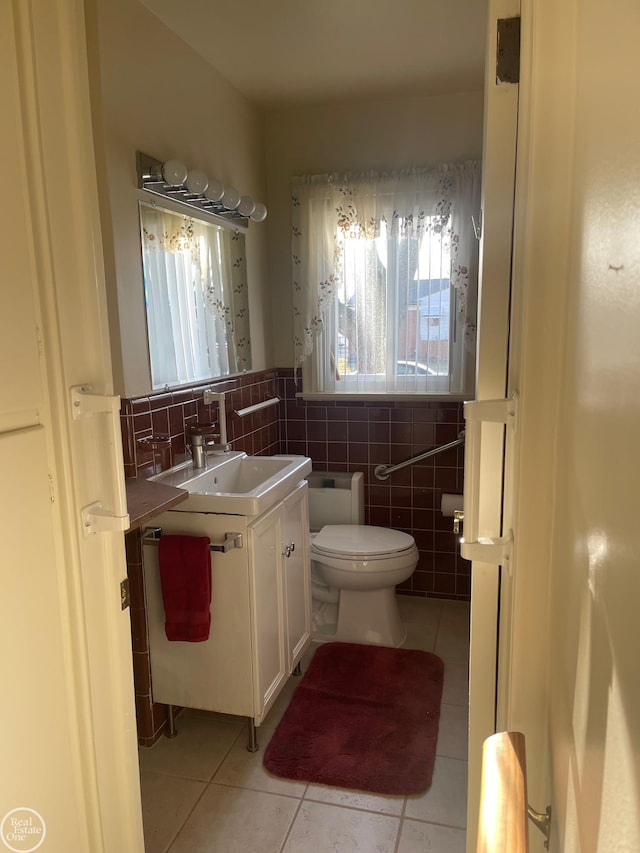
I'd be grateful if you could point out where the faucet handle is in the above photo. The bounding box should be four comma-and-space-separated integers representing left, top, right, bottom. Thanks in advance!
203, 435, 221, 445
188, 423, 219, 444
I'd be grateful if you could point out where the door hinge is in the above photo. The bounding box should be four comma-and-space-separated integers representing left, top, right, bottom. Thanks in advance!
460, 395, 518, 568
120, 578, 130, 610
71, 385, 130, 536
496, 17, 520, 84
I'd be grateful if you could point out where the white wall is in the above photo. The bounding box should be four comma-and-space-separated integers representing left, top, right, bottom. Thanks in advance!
87, 0, 270, 397
510, 0, 640, 848
264, 91, 484, 367
88, 0, 484, 390
548, 0, 640, 845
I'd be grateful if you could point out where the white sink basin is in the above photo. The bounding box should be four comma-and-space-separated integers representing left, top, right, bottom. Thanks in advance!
149, 452, 312, 516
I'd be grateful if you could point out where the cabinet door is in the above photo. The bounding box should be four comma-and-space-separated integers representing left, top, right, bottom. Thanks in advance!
248, 503, 286, 723
282, 482, 312, 670
144, 511, 253, 716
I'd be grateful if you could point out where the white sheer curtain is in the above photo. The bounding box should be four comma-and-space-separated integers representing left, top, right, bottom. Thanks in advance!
140, 204, 251, 388
291, 163, 480, 395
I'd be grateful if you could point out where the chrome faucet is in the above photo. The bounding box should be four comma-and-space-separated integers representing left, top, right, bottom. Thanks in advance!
188, 431, 231, 469
189, 433, 207, 469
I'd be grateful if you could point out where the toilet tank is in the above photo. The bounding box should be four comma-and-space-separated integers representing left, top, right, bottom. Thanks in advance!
306, 471, 365, 531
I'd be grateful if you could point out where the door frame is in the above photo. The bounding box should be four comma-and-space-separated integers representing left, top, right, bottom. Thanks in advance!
4, 1, 144, 849
465, 0, 521, 847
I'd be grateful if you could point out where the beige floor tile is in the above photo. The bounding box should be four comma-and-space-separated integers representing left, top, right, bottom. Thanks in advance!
405, 755, 468, 828
258, 641, 319, 735
398, 596, 444, 652
437, 703, 469, 761
397, 595, 443, 624
435, 630, 471, 661
282, 800, 400, 853
138, 710, 243, 782
397, 818, 466, 853
305, 782, 405, 816
300, 640, 320, 669
168, 784, 299, 853
435, 604, 470, 660
139, 769, 206, 853
261, 674, 304, 731
212, 735, 307, 797
402, 619, 439, 652
141, 596, 471, 852
441, 657, 469, 707
439, 600, 470, 627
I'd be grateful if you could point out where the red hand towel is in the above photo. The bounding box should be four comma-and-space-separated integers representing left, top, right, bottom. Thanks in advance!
158, 535, 212, 642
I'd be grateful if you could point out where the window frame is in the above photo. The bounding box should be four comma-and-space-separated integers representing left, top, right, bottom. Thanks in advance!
304, 215, 460, 398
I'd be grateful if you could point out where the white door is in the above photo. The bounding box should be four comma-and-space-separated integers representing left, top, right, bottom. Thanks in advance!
464, 0, 520, 847
1, 2, 144, 851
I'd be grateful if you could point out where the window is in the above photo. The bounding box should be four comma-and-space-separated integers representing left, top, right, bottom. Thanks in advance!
292, 165, 480, 397
139, 202, 251, 389
327, 217, 452, 393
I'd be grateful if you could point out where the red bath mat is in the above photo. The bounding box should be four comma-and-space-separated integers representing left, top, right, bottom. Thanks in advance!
263, 642, 444, 796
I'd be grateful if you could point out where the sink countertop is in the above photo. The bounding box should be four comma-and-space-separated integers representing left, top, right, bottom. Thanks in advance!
125, 478, 189, 533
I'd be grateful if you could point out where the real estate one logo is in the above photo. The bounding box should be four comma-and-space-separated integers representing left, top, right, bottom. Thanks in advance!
0, 809, 46, 853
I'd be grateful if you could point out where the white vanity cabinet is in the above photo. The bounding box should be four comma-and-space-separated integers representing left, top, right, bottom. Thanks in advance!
143, 479, 311, 734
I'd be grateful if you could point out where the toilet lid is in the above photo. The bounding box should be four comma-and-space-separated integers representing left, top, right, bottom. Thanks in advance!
312, 525, 416, 557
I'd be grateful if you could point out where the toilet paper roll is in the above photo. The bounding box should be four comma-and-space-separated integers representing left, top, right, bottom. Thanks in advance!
441, 493, 464, 517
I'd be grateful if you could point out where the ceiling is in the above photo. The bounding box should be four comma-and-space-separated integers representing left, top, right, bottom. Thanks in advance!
139, 0, 487, 109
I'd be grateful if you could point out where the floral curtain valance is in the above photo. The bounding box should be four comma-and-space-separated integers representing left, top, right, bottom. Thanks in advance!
291, 162, 481, 382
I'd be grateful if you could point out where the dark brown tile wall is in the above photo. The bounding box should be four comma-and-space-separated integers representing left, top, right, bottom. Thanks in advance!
125, 528, 169, 745
276, 370, 468, 602
120, 369, 282, 479
121, 367, 468, 742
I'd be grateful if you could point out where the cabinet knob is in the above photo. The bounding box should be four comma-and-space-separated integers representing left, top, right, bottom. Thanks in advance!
282, 542, 295, 558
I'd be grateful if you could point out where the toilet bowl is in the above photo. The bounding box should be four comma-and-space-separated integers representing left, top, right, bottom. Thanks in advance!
310, 523, 419, 647
307, 471, 419, 647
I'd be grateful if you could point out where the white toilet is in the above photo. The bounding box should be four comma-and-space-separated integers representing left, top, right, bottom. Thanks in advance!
307, 471, 419, 647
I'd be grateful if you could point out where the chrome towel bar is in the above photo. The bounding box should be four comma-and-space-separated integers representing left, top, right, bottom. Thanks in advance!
374, 431, 465, 480
234, 397, 280, 417
143, 526, 243, 553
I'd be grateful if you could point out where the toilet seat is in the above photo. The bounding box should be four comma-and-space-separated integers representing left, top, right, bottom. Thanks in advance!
311, 524, 418, 577
312, 524, 415, 560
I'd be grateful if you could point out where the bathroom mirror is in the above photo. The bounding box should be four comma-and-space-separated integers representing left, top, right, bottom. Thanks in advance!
139, 200, 251, 389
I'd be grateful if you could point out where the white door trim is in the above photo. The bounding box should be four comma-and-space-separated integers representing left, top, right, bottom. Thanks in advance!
3, 1, 144, 849
465, 0, 521, 848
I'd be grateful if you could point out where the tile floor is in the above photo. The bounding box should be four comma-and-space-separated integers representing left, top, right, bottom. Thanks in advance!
138, 596, 470, 853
